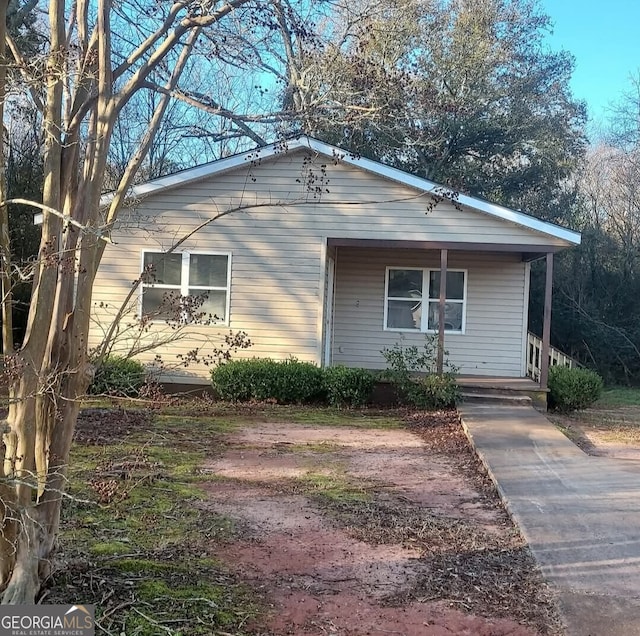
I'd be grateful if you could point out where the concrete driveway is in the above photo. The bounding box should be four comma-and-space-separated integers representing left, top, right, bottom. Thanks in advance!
459, 403, 640, 636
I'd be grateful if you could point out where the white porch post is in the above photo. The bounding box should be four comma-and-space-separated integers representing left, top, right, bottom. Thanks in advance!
539, 252, 554, 389
437, 248, 448, 374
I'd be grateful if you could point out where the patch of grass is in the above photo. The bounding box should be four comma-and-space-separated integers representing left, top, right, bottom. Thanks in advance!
89, 541, 132, 556
80, 397, 127, 409
152, 400, 405, 429
90, 562, 257, 636
152, 413, 239, 433
47, 406, 261, 635
133, 577, 256, 633
281, 441, 342, 453
283, 408, 402, 428
596, 387, 640, 408
108, 557, 177, 574
298, 472, 372, 503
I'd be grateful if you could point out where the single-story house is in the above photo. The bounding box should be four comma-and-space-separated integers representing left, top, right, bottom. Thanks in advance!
89, 136, 580, 391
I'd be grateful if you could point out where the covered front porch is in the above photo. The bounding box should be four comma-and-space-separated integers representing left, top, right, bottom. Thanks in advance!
322, 238, 563, 395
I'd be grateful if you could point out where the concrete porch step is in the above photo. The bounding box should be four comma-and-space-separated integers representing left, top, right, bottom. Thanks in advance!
461, 391, 533, 406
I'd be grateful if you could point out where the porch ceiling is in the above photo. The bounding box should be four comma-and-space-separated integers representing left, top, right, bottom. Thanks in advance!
326, 238, 566, 261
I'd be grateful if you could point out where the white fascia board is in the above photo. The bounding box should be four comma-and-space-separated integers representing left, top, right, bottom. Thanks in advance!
104, 135, 581, 246
99, 153, 258, 207
98, 138, 311, 208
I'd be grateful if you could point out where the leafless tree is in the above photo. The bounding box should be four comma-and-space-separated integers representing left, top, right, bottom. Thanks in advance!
0, 0, 325, 604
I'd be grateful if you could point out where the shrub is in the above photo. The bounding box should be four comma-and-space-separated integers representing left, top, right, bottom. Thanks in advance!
324, 366, 375, 407
209, 359, 254, 402
421, 372, 461, 409
260, 358, 325, 404
211, 358, 325, 404
381, 337, 438, 379
548, 365, 603, 412
90, 356, 146, 397
381, 336, 460, 408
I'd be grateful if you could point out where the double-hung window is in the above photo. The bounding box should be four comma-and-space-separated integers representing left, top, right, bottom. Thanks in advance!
384, 267, 466, 333
141, 251, 231, 323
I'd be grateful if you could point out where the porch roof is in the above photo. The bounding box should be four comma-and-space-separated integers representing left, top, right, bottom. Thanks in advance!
327, 237, 568, 261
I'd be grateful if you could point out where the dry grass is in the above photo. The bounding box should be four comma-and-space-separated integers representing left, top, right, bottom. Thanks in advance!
550, 398, 640, 453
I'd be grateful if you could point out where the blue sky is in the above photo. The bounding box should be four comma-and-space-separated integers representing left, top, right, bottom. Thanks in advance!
540, 0, 639, 126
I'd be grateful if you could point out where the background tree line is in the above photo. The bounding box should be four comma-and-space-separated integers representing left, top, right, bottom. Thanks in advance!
542, 79, 640, 383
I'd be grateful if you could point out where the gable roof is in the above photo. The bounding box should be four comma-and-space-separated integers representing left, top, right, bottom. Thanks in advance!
119, 136, 581, 246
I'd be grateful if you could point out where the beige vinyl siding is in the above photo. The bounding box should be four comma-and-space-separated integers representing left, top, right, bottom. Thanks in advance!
91, 225, 322, 382
91, 150, 559, 381
332, 248, 527, 377
114, 152, 571, 247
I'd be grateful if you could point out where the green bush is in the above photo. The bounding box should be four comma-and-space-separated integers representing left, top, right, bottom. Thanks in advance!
324, 366, 375, 407
211, 358, 326, 404
210, 359, 255, 401
390, 372, 460, 409
90, 356, 146, 397
421, 372, 461, 408
548, 365, 603, 412
381, 336, 460, 408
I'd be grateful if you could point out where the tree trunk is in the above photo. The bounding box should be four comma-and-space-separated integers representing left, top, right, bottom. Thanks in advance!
0, 0, 68, 600
0, 0, 13, 355
0, 0, 258, 603
1, 355, 91, 603
0, 0, 15, 587
1, 368, 38, 599
1, 512, 39, 604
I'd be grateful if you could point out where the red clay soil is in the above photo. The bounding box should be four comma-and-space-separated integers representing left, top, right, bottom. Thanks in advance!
200, 413, 560, 636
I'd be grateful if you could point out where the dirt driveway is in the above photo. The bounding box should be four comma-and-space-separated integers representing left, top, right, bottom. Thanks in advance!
200, 411, 561, 635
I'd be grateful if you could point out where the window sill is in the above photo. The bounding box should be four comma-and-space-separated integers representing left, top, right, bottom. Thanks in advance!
384, 327, 465, 335
140, 317, 229, 327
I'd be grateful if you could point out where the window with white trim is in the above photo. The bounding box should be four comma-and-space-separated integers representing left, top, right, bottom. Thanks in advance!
141, 251, 231, 323
384, 267, 466, 333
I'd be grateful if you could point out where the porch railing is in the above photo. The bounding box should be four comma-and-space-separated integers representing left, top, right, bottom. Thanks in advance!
527, 332, 576, 382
